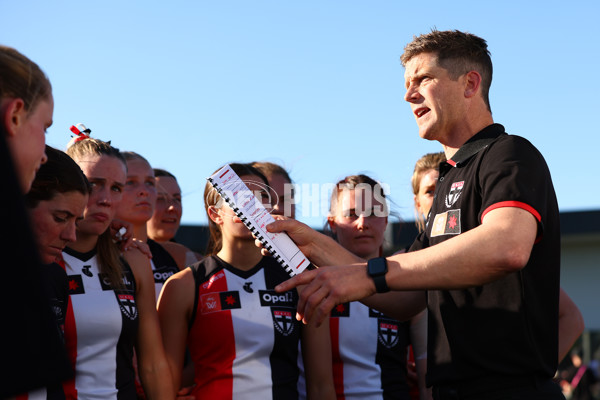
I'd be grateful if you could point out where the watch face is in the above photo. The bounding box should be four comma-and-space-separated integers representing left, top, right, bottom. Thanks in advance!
368, 258, 387, 276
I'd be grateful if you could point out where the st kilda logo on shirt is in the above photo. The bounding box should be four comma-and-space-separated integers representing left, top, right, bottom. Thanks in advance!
116, 272, 138, 321
272, 308, 295, 336
116, 292, 138, 321
445, 180, 464, 208
259, 290, 297, 336
100, 271, 138, 321
377, 318, 400, 349
370, 309, 402, 349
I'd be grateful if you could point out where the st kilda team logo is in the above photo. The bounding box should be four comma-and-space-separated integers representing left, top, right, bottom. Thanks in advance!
272, 308, 295, 336
445, 180, 464, 208
116, 293, 138, 321
430, 179, 464, 237
116, 272, 138, 321
377, 319, 400, 349
102, 271, 138, 321
260, 290, 297, 336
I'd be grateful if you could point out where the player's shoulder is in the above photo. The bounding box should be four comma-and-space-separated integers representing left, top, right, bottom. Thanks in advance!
122, 246, 150, 266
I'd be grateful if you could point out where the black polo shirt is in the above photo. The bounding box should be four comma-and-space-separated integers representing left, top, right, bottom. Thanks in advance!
410, 123, 561, 387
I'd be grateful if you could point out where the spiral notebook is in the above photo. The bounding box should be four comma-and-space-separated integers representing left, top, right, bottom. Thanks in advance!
207, 164, 311, 276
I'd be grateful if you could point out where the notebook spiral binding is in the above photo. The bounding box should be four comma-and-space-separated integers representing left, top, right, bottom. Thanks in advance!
208, 177, 296, 276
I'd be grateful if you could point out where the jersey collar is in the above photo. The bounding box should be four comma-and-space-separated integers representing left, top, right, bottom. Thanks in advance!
63, 246, 97, 262
447, 124, 506, 167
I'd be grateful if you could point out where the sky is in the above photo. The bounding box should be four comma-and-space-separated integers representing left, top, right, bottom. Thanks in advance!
2, 1, 599, 228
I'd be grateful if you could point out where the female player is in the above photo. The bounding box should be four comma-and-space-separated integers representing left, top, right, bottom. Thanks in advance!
115, 152, 197, 301
1, 46, 68, 398
62, 136, 174, 399
252, 161, 296, 218
147, 169, 183, 242
411, 152, 446, 233
406, 152, 447, 400
158, 163, 335, 399
1, 45, 51, 193
147, 168, 201, 266
27, 146, 90, 265
18, 146, 89, 399
326, 174, 427, 399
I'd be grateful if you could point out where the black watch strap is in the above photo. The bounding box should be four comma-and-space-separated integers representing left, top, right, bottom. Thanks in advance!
367, 257, 390, 293
373, 274, 389, 293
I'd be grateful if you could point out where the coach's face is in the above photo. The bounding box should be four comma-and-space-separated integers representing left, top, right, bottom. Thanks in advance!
404, 52, 467, 145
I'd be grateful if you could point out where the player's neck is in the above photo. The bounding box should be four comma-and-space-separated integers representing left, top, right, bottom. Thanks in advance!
133, 224, 148, 242
69, 231, 100, 254
217, 239, 263, 271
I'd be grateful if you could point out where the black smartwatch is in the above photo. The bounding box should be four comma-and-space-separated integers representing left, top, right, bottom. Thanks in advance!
367, 257, 390, 293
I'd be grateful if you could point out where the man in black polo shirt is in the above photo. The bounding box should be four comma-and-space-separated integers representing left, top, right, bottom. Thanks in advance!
409, 121, 561, 398
270, 29, 566, 399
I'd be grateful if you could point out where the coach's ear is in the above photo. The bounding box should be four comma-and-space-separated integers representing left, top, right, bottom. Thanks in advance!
464, 70, 482, 99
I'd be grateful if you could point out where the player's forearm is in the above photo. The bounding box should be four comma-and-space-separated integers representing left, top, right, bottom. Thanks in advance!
139, 360, 175, 400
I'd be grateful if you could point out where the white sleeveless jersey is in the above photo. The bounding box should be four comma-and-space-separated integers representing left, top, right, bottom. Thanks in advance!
188, 255, 302, 399
61, 248, 139, 400
297, 301, 411, 400
329, 302, 411, 400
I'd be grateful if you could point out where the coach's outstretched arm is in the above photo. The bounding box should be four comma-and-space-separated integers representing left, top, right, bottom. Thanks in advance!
273, 206, 537, 326
263, 219, 425, 324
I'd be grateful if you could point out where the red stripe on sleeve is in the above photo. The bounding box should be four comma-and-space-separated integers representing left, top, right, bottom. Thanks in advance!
481, 201, 543, 243
481, 201, 541, 223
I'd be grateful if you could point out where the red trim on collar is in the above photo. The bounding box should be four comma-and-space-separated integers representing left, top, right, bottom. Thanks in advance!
447, 159, 457, 167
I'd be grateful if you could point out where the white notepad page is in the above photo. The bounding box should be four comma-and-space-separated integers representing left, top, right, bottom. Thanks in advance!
207, 164, 310, 276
